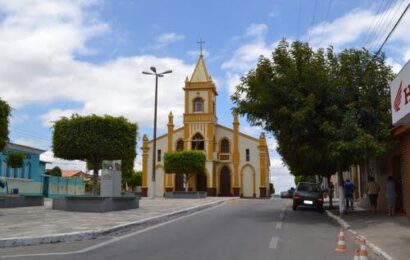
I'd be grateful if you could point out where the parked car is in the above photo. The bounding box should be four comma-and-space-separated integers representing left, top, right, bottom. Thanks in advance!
292, 182, 324, 212
280, 191, 290, 198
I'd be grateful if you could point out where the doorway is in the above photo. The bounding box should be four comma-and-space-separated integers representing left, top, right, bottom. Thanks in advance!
219, 166, 231, 196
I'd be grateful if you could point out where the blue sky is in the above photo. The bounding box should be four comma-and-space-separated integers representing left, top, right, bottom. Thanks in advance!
2, 0, 410, 192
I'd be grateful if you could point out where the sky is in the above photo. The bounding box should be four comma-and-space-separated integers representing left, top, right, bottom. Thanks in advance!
1, 0, 410, 193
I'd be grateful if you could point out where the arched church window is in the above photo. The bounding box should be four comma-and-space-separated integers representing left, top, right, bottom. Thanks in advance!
193, 98, 204, 112
191, 133, 204, 150
220, 138, 230, 153
176, 139, 184, 151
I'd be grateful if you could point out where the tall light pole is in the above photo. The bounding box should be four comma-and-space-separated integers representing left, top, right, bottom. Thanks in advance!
142, 67, 172, 199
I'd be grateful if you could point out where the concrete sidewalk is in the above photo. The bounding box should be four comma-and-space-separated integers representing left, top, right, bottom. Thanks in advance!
0, 197, 236, 247
327, 203, 409, 260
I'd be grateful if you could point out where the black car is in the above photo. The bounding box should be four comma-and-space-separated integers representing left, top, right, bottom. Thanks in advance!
292, 182, 324, 212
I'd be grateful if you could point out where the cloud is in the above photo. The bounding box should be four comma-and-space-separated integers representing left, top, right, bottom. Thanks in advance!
0, 1, 194, 130
151, 32, 185, 50
40, 150, 87, 171
187, 49, 210, 58
307, 1, 410, 58
221, 23, 272, 73
11, 137, 49, 150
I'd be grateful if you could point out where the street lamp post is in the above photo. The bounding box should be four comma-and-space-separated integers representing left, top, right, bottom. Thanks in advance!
142, 67, 172, 199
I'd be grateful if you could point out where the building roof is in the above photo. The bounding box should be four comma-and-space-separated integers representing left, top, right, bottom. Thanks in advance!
190, 55, 211, 82
61, 170, 87, 178
6, 142, 46, 154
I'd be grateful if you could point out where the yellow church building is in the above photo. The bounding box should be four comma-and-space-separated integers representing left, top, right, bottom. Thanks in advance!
141, 54, 270, 198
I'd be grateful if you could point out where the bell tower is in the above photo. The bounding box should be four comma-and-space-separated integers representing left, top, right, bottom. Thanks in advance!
183, 54, 218, 158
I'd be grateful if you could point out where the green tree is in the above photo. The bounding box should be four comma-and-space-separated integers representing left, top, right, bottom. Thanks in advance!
294, 175, 316, 185
52, 114, 138, 195
232, 39, 394, 207
127, 171, 142, 191
46, 166, 62, 177
269, 183, 275, 194
164, 151, 206, 192
121, 157, 135, 189
0, 98, 11, 151
7, 152, 25, 168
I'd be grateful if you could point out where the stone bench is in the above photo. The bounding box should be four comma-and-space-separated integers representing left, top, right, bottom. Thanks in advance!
0, 195, 44, 208
52, 196, 140, 212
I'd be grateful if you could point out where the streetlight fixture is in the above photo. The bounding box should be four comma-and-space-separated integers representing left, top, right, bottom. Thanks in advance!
142, 66, 172, 199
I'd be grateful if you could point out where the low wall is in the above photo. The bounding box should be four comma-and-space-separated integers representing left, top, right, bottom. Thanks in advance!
164, 191, 207, 199
53, 196, 139, 212
0, 195, 44, 208
0, 178, 42, 195
48, 176, 85, 198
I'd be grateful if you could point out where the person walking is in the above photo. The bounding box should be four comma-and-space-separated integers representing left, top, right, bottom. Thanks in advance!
386, 176, 397, 216
339, 179, 346, 215
344, 179, 355, 210
366, 176, 380, 214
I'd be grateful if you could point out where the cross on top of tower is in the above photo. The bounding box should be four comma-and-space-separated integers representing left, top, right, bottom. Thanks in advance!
197, 38, 205, 56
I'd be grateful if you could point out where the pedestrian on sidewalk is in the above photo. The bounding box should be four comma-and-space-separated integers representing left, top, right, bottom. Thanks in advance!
366, 176, 380, 214
344, 179, 354, 210
386, 176, 397, 216
339, 179, 347, 215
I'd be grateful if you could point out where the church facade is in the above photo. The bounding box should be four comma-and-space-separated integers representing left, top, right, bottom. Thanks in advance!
141, 54, 270, 198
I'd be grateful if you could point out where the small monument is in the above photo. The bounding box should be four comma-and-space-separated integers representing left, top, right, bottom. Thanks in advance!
101, 160, 122, 197
53, 159, 139, 212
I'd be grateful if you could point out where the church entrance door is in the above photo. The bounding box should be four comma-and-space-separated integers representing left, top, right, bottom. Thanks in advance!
175, 174, 184, 191
219, 166, 231, 196
196, 174, 207, 191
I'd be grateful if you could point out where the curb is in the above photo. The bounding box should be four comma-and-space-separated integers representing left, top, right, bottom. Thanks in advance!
0, 198, 237, 248
325, 210, 394, 260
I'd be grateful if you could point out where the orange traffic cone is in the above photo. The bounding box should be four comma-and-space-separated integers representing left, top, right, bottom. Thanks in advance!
359, 240, 369, 260
353, 249, 360, 260
335, 227, 347, 253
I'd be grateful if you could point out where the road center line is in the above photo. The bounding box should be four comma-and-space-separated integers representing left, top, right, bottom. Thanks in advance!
269, 236, 279, 249
275, 221, 282, 229
279, 212, 285, 220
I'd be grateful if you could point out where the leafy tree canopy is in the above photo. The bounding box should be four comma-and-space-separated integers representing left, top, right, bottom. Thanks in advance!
164, 151, 206, 176
53, 114, 138, 194
0, 98, 10, 151
164, 151, 206, 192
46, 166, 62, 177
7, 152, 25, 168
232, 39, 394, 179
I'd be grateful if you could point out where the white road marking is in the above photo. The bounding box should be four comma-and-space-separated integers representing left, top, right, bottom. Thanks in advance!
1, 204, 224, 258
269, 236, 279, 249
279, 212, 285, 220
275, 221, 282, 230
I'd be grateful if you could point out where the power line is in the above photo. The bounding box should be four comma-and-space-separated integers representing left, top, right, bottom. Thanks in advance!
362, 0, 390, 48
374, 0, 410, 57
296, 0, 302, 40
366, 0, 397, 50
317, 0, 334, 47
308, 0, 319, 43
369, 0, 402, 50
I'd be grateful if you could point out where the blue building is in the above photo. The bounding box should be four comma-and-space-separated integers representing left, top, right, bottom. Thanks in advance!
0, 143, 47, 195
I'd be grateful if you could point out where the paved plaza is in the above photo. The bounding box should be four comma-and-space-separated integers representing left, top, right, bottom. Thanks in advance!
0, 197, 233, 239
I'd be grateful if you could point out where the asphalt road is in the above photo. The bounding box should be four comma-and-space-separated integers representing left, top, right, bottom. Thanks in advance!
0, 198, 362, 260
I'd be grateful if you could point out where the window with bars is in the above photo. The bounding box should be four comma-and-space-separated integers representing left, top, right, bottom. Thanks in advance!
157, 149, 162, 162
192, 133, 204, 150
193, 98, 204, 112
176, 139, 184, 151
220, 138, 230, 153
